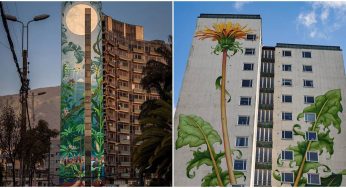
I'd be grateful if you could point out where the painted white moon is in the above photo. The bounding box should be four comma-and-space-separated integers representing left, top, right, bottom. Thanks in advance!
65, 4, 98, 35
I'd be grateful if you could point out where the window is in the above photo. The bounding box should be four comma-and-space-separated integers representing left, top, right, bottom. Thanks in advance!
282, 64, 292, 71
240, 97, 251, 105
303, 51, 312, 58
282, 79, 292, 86
304, 113, 316, 122
236, 137, 249, 147
245, 48, 255, 55
307, 151, 318, 162
282, 150, 294, 160
243, 63, 254, 71
282, 112, 292, 120
281, 172, 294, 183
282, 50, 292, 57
234, 160, 247, 171
242, 79, 253, 87
246, 34, 256, 41
303, 65, 312, 72
304, 80, 314, 87
306, 132, 318, 141
282, 131, 293, 139
238, 116, 250, 126
304, 96, 314, 104
308, 173, 320, 185
282, 95, 292, 103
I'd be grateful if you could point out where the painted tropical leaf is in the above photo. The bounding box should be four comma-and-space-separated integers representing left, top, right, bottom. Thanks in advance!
297, 89, 342, 133
186, 149, 224, 178
176, 114, 222, 149
201, 170, 245, 187
215, 76, 231, 103
309, 173, 342, 187
62, 42, 85, 64
310, 130, 334, 157
287, 141, 320, 173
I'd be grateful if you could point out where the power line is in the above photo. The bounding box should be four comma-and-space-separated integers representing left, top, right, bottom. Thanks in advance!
4, 2, 20, 53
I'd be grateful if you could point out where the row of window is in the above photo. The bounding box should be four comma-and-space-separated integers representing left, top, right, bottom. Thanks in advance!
282, 79, 314, 87
282, 130, 318, 141
282, 95, 315, 104
282, 172, 320, 185
282, 50, 312, 58
282, 64, 313, 72
282, 112, 315, 121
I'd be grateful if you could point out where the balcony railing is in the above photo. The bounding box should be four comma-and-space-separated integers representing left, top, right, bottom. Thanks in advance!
120, 129, 130, 134
256, 141, 272, 148
257, 122, 273, 128
133, 48, 144, 54
259, 104, 273, 110
255, 162, 272, 169
120, 139, 130, 145
135, 130, 142, 135
260, 88, 274, 93
118, 118, 130, 123
118, 44, 128, 51
133, 58, 145, 63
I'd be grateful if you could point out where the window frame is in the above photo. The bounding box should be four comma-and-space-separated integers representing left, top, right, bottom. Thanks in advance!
282, 95, 292, 103
308, 173, 321, 185
306, 151, 319, 162
281, 172, 294, 184
246, 34, 256, 41
306, 131, 318, 141
237, 116, 250, 126
302, 51, 312, 58
243, 63, 254, 71
282, 112, 293, 121
240, 97, 252, 106
304, 96, 315, 104
282, 130, 293, 140
282, 79, 293, 86
304, 113, 316, 122
236, 136, 249, 148
282, 64, 292, 72
282, 150, 294, 161
303, 65, 313, 72
303, 79, 314, 88
282, 50, 292, 57
233, 159, 247, 171
241, 79, 253, 88
245, 48, 255, 55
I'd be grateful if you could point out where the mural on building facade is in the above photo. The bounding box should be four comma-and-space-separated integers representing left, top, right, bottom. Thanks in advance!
273, 89, 346, 186
60, 2, 104, 186
175, 22, 252, 186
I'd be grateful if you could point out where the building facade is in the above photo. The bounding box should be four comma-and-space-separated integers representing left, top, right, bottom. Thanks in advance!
102, 15, 162, 186
174, 14, 346, 187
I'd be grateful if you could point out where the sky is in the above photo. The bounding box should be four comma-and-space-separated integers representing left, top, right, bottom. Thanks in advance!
174, 1, 346, 108
0, 1, 172, 96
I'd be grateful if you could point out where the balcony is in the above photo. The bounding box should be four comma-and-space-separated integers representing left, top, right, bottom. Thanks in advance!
119, 85, 129, 91
120, 139, 130, 145
118, 65, 129, 71
121, 172, 131, 177
118, 107, 129, 113
256, 141, 272, 148
118, 75, 129, 81
259, 104, 273, 110
134, 109, 141, 114
135, 130, 142, 135
107, 137, 117, 143
133, 58, 145, 64
109, 50, 116, 57
261, 57, 275, 63
133, 68, 143, 73
261, 72, 274, 77
134, 97, 145, 103
133, 77, 141, 83
120, 129, 130, 134
133, 119, 140, 125
133, 48, 144, 54
118, 44, 128, 51
260, 88, 274, 93
109, 61, 116, 67
119, 150, 130, 155
118, 96, 129, 101
108, 148, 117, 154
149, 49, 160, 56
118, 118, 130, 124
108, 127, 117, 132
119, 54, 131, 61
133, 88, 144, 94
257, 122, 273, 128
255, 162, 272, 169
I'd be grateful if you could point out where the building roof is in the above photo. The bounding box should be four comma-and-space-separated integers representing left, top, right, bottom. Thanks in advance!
199, 14, 261, 19
276, 43, 342, 51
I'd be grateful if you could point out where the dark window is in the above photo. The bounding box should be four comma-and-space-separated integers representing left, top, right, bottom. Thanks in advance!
282, 150, 293, 160
282, 95, 292, 103
236, 137, 248, 147
303, 51, 312, 58
242, 80, 253, 87
245, 48, 255, 55
238, 116, 250, 125
282, 64, 292, 71
246, 34, 256, 41
303, 65, 313, 72
240, 97, 251, 105
307, 152, 318, 162
282, 79, 292, 86
283, 50, 292, 57
308, 174, 320, 185
306, 132, 317, 141
282, 131, 293, 139
282, 112, 292, 120
304, 80, 314, 87
243, 63, 254, 71
304, 113, 316, 122
282, 173, 294, 183
304, 96, 314, 104
234, 160, 247, 170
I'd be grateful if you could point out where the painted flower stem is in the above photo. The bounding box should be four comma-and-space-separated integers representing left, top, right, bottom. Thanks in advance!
221, 49, 237, 185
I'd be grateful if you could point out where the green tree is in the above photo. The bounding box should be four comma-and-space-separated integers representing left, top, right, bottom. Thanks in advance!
133, 36, 172, 186
0, 105, 21, 186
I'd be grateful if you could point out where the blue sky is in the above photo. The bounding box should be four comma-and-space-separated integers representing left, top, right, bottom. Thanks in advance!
174, 1, 346, 108
0, 2, 171, 96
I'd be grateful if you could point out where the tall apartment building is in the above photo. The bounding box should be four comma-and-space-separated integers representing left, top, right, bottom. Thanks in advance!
102, 15, 163, 186
174, 14, 346, 187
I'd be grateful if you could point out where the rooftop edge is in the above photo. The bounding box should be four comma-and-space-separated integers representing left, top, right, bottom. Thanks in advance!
199, 14, 261, 19
276, 43, 342, 51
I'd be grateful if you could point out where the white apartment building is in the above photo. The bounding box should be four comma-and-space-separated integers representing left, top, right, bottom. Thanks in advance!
174, 14, 346, 187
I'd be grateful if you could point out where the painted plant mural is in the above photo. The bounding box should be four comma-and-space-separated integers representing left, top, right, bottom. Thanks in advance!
273, 89, 346, 186
60, 2, 104, 186
175, 22, 252, 186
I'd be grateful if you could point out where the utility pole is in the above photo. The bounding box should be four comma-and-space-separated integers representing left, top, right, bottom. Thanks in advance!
20, 49, 28, 186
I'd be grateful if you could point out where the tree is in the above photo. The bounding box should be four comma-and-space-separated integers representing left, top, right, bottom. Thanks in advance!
133, 36, 172, 186
0, 105, 21, 186
22, 119, 58, 186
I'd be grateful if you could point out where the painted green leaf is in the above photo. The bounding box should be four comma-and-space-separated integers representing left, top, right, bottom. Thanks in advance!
310, 130, 334, 157
297, 89, 342, 133
309, 173, 342, 187
215, 76, 231, 103
201, 169, 245, 187
186, 149, 224, 178
293, 124, 305, 137
176, 114, 222, 149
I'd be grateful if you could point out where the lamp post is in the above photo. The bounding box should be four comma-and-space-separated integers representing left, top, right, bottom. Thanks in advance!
31, 91, 47, 126
5, 13, 49, 186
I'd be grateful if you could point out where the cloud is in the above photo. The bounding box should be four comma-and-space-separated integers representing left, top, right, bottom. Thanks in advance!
296, 1, 346, 39
234, 2, 249, 11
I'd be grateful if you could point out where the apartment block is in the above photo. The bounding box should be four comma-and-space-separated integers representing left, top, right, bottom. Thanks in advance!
175, 14, 346, 187
102, 15, 163, 186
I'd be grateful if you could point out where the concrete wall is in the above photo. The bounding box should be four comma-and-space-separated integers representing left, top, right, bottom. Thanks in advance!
174, 16, 262, 186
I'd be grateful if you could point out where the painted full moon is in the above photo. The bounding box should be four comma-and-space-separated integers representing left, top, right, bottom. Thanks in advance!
65, 4, 98, 35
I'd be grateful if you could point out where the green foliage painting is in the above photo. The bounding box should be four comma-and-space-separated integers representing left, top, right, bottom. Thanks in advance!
60, 2, 104, 186
273, 89, 346, 186
176, 22, 252, 186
